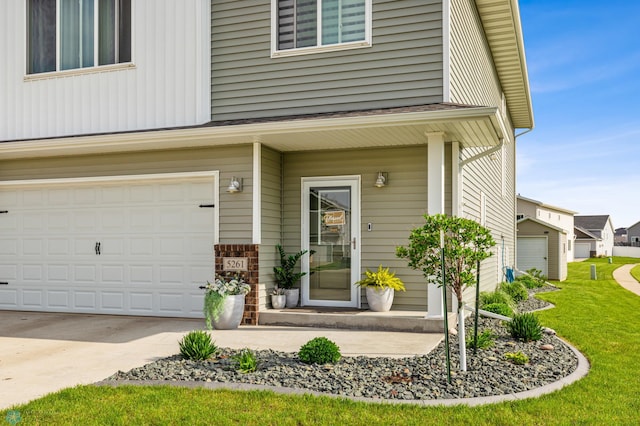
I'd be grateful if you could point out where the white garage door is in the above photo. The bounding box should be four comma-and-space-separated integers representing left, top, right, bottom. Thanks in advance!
517, 237, 548, 276
0, 173, 217, 318
575, 243, 591, 259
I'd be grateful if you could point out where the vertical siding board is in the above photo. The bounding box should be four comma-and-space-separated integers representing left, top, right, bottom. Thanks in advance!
211, 0, 444, 121
0, 0, 210, 141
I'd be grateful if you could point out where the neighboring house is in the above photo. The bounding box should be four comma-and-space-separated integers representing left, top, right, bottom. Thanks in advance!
516, 195, 577, 280
627, 222, 640, 246
0, 0, 533, 323
574, 215, 615, 258
614, 227, 628, 244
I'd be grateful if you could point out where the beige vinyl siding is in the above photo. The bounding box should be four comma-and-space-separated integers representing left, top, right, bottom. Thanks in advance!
282, 146, 430, 311
211, 0, 444, 121
260, 147, 283, 308
460, 137, 516, 302
0, 145, 254, 243
449, 0, 503, 112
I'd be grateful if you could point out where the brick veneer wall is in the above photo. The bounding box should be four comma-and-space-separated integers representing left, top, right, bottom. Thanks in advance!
214, 244, 259, 325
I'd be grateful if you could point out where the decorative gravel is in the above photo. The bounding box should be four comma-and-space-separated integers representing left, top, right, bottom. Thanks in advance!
106, 286, 578, 401
517, 284, 559, 312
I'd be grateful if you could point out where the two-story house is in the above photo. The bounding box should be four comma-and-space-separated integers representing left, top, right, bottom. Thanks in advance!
574, 215, 615, 258
516, 195, 577, 281
1, 0, 533, 325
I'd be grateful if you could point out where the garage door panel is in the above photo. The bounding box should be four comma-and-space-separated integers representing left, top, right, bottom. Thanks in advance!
47, 290, 69, 308
0, 239, 18, 255
48, 265, 70, 282
101, 292, 125, 310
517, 237, 548, 276
23, 239, 44, 255
74, 265, 97, 283
130, 292, 153, 311
74, 291, 97, 309
23, 265, 43, 281
130, 265, 153, 284
158, 293, 184, 313
0, 289, 18, 307
22, 290, 43, 307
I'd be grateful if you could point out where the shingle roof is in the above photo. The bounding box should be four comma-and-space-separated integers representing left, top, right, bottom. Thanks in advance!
574, 226, 600, 240
574, 215, 611, 231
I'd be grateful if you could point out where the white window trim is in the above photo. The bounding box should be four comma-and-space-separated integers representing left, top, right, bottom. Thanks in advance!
270, 0, 372, 58
26, 0, 134, 77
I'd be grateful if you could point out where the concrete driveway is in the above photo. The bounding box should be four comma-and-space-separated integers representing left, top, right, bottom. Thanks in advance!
0, 311, 442, 409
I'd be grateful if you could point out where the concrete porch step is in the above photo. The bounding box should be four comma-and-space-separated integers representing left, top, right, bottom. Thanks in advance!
258, 308, 454, 334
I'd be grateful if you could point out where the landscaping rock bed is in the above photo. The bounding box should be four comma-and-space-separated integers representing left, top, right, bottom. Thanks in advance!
107, 286, 579, 401
516, 284, 559, 312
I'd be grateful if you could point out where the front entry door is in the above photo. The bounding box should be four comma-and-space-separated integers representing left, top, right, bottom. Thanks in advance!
301, 177, 360, 307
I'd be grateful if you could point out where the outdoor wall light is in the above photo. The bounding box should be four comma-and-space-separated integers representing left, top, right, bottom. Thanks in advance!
226, 177, 243, 193
374, 172, 388, 188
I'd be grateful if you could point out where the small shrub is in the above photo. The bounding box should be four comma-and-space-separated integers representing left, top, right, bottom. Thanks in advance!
179, 330, 218, 360
506, 312, 543, 342
516, 269, 547, 289
505, 351, 529, 365
466, 329, 497, 350
298, 337, 341, 364
480, 290, 516, 309
500, 281, 529, 303
233, 348, 259, 373
483, 302, 514, 317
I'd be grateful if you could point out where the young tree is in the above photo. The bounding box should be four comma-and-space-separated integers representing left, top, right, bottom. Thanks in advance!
396, 214, 496, 371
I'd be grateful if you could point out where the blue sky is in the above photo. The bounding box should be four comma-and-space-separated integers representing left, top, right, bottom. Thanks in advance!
517, 0, 640, 228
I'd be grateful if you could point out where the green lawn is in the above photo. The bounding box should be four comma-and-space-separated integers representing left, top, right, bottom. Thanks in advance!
630, 264, 640, 283
3, 257, 640, 425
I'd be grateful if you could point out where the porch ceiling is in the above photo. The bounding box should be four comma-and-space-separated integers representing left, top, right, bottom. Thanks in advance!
0, 106, 503, 159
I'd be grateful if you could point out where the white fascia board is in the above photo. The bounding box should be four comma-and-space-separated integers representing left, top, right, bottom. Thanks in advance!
0, 107, 499, 159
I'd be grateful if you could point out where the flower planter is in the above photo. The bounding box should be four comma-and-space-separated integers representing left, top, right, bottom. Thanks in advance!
271, 294, 286, 309
365, 287, 395, 312
212, 294, 245, 329
284, 288, 299, 308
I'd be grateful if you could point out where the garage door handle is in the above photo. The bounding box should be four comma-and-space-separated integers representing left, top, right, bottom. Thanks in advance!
95, 242, 101, 255
0, 282, 7, 285
0, 210, 7, 214
199, 204, 215, 208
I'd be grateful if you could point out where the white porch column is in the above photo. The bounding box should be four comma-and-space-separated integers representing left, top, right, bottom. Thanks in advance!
427, 132, 445, 318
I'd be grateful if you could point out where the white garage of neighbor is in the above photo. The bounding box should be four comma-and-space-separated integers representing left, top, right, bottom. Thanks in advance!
517, 236, 548, 277
0, 172, 218, 318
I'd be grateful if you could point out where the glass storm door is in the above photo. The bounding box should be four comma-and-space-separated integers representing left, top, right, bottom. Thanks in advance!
301, 177, 360, 307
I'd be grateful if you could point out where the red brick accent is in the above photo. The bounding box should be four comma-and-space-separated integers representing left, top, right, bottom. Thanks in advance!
215, 244, 259, 325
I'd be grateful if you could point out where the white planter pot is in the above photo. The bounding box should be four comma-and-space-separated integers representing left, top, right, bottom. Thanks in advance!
284, 288, 299, 308
212, 294, 245, 330
271, 294, 286, 309
365, 287, 395, 312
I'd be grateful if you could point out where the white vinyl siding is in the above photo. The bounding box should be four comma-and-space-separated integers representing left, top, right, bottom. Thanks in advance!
1, 0, 210, 141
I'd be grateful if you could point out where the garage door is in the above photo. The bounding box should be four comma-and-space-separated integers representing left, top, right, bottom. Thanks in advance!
575, 243, 591, 259
0, 173, 217, 318
517, 237, 548, 276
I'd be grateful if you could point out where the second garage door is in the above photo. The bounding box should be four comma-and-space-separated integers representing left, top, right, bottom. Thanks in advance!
0, 173, 217, 318
517, 236, 548, 277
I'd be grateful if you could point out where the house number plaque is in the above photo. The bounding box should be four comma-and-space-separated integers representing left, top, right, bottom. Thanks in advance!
223, 257, 248, 271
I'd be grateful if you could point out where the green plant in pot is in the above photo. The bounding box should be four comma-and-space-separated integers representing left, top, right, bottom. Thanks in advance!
273, 244, 313, 308
202, 274, 251, 330
355, 265, 406, 312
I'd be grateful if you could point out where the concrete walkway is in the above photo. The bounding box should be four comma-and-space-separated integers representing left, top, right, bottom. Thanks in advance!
0, 311, 441, 410
612, 263, 640, 296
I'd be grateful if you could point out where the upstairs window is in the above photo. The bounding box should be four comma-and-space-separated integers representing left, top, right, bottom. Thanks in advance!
28, 0, 132, 75
273, 0, 371, 56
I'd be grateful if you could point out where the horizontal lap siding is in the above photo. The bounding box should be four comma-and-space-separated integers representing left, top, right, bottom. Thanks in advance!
283, 146, 430, 311
211, 0, 444, 121
0, 145, 254, 243
449, 0, 502, 110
